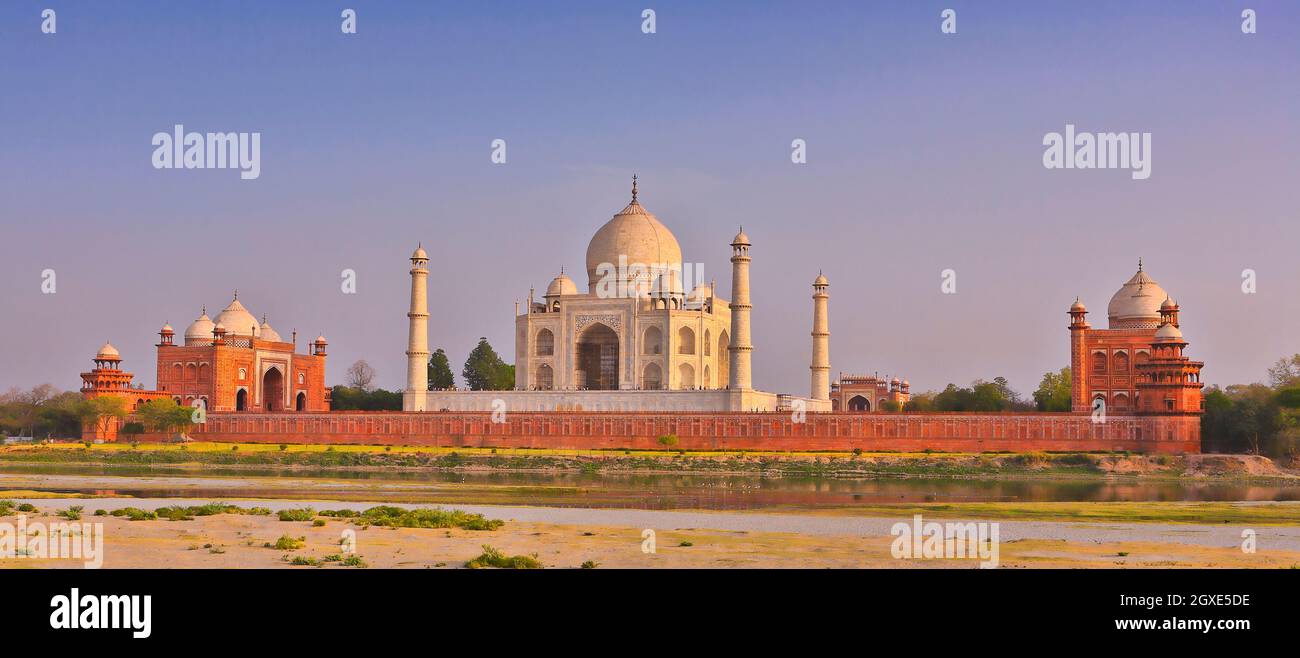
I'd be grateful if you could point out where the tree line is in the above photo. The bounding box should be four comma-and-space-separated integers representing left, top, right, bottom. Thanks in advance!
330, 337, 515, 411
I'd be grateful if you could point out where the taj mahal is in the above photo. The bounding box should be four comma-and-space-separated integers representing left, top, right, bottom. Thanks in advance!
402, 177, 835, 413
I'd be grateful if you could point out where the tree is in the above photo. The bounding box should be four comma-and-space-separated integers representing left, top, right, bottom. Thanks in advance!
1, 383, 58, 437
346, 360, 377, 392
329, 386, 403, 411
428, 348, 455, 390
38, 391, 87, 438
81, 396, 130, 439
1033, 367, 1073, 412
462, 338, 514, 391
1268, 354, 1300, 389
135, 399, 193, 436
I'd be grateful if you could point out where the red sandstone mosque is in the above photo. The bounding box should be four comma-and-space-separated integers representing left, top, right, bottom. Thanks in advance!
80, 293, 329, 440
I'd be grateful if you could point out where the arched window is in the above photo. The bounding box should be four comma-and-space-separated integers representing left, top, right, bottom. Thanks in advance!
1092, 351, 1108, 374
678, 327, 696, 355
536, 328, 554, 356
1111, 393, 1130, 411
1113, 351, 1130, 372
703, 365, 711, 388
297, 372, 305, 385
238, 368, 248, 381
703, 330, 711, 356
235, 389, 248, 411
643, 326, 662, 355
678, 363, 695, 389
642, 363, 662, 390
185, 363, 197, 381
535, 363, 554, 390
296, 392, 306, 411
198, 363, 210, 382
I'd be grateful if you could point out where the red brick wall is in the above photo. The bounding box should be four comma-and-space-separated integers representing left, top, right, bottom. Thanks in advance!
185, 411, 1201, 454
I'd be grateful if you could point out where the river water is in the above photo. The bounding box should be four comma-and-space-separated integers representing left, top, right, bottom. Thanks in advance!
3, 463, 1299, 511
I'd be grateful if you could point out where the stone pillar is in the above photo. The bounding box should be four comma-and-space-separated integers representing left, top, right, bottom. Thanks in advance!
810, 273, 830, 400
728, 229, 753, 390
406, 245, 430, 410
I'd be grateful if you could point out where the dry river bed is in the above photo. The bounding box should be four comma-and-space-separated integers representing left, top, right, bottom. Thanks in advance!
4, 496, 1300, 569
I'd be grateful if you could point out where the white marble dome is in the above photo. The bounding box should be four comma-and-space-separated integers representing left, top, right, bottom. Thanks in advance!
545, 272, 578, 297
1154, 322, 1184, 342
1107, 265, 1169, 329
214, 295, 259, 337
184, 310, 215, 343
96, 342, 120, 360
585, 183, 682, 292
258, 317, 282, 343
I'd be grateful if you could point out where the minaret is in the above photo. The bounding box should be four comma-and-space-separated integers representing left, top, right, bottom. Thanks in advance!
405, 244, 430, 409
728, 228, 753, 390
810, 272, 830, 400
1068, 298, 1090, 412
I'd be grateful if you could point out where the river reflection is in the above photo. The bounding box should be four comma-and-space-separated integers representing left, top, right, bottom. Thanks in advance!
5, 463, 1300, 511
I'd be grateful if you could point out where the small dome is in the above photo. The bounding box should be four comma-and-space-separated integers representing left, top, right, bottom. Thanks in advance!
258, 316, 282, 343
1107, 264, 1169, 329
1161, 296, 1178, 310
1070, 297, 1086, 312
96, 342, 120, 360
412, 244, 428, 260
545, 272, 578, 297
689, 282, 714, 300
160, 323, 174, 333
214, 294, 259, 337
814, 272, 828, 286
1154, 323, 1184, 342
891, 376, 901, 385
184, 310, 215, 341
731, 228, 751, 246
213, 322, 226, 333
314, 334, 327, 344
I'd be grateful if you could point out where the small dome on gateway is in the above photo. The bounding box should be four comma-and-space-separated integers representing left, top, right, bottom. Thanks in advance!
184, 308, 214, 341
1154, 323, 1184, 342
96, 342, 120, 359
545, 271, 578, 297
259, 316, 282, 343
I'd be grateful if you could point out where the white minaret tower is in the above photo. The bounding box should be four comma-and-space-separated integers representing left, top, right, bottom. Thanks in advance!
405, 244, 430, 410
810, 271, 830, 400
728, 228, 753, 390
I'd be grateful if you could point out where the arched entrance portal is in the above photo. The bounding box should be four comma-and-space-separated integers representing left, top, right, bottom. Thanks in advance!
235, 389, 248, 411
295, 392, 306, 411
575, 323, 619, 390
262, 368, 284, 411
848, 395, 871, 412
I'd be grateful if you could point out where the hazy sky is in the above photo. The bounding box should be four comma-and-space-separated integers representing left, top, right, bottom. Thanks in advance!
2, 1, 1297, 398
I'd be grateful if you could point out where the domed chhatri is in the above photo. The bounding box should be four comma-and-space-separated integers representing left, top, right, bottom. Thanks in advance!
214, 292, 260, 337
1107, 259, 1169, 329
1154, 322, 1184, 341
411, 243, 428, 260
545, 270, 578, 297
96, 342, 121, 360
584, 176, 683, 293
258, 315, 283, 343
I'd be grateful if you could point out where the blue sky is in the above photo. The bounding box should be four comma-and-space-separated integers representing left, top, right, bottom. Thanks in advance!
2, 1, 1297, 397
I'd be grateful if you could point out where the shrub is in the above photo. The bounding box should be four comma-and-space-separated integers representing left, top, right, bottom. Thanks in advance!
110, 507, 156, 521
358, 506, 503, 531
340, 555, 368, 568
279, 444, 288, 451
278, 508, 316, 522
318, 509, 360, 518
0, 500, 16, 516
312, 519, 326, 527
58, 506, 84, 521
288, 555, 319, 566
93, 509, 107, 516
678, 540, 693, 547
465, 545, 542, 569
581, 560, 599, 569
18, 503, 38, 513
272, 535, 305, 550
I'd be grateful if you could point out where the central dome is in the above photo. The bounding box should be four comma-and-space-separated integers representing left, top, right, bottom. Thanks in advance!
1107, 263, 1169, 329
214, 294, 260, 337
584, 178, 683, 293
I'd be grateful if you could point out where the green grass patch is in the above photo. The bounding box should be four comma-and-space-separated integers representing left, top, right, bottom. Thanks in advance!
465, 544, 541, 569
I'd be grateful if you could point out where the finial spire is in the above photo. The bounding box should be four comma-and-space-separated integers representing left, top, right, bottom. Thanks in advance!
233, 289, 238, 300
1138, 257, 1143, 272
631, 174, 638, 202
